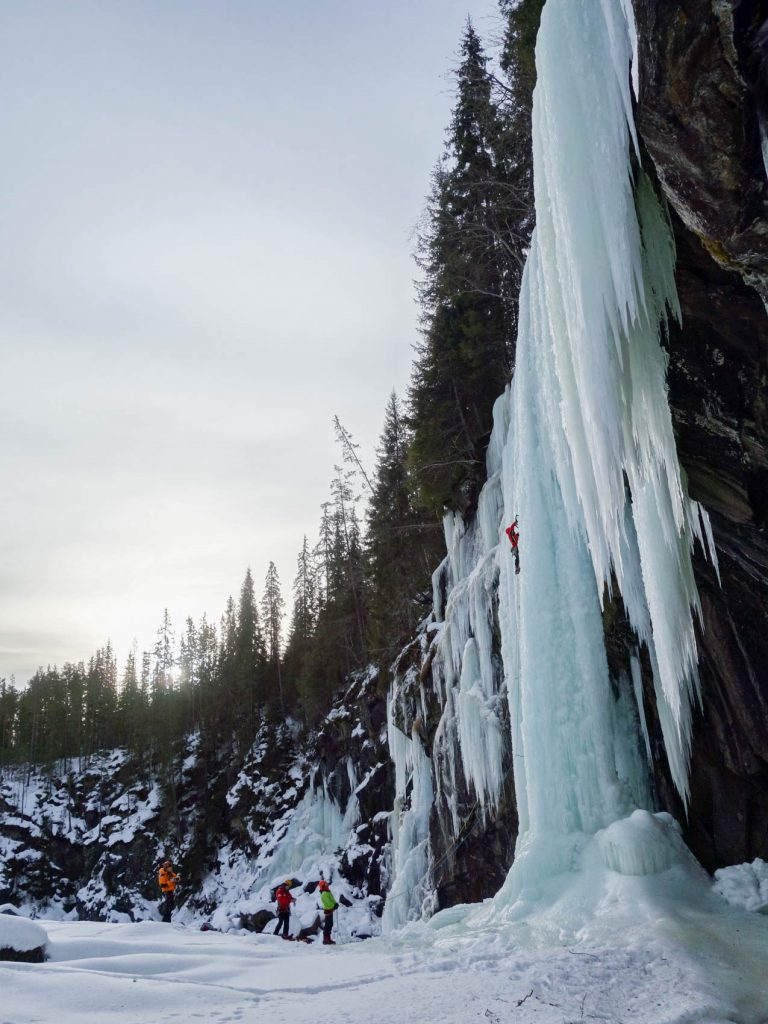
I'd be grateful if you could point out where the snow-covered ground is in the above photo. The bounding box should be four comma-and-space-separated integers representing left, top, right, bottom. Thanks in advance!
2, 889, 767, 1024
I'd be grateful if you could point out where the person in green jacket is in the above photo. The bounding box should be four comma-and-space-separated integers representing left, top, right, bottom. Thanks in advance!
318, 880, 338, 945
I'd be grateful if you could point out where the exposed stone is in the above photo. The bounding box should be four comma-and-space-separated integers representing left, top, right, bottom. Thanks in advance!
0, 945, 45, 963
633, 0, 768, 301
631, 0, 768, 870
239, 909, 274, 933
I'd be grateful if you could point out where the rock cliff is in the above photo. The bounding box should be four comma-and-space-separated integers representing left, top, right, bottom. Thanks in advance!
632, 0, 768, 870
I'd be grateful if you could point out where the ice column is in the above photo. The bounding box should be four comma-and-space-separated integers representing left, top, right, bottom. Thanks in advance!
496, 0, 717, 896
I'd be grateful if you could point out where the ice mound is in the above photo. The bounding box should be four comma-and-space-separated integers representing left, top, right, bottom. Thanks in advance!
713, 858, 768, 913
596, 810, 687, 876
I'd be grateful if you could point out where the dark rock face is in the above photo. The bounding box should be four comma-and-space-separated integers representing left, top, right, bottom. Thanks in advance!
239, 908, 274, 933
314, 672, 393, 903
632, 0, 768, 870
390, 623, 518, 911
633, 0, 768, 300
0, 945, 45, 963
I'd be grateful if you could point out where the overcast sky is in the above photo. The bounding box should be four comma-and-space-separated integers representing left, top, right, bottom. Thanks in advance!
0, 0, 502, 683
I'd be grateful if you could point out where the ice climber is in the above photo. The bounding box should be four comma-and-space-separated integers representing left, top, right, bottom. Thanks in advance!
318, 880, 338, 945
157, 858, 178, 923
273, 881, 295, 939
505, 517, 521, 574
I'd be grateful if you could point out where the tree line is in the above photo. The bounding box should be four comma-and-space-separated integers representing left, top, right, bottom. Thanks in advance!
0, 1, 545, 770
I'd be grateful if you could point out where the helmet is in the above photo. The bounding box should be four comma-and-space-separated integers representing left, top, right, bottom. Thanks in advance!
318, 880, 329, 891
284, 880, 292, 887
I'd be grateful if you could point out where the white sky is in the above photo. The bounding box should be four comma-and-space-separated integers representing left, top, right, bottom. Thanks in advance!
0, 0, 502, 683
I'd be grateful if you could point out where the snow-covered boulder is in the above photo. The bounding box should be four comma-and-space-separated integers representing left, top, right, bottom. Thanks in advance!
0, 914, 48, 962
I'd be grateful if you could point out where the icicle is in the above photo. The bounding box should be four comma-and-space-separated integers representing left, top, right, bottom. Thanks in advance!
457, 638, 505, 812
630, 654, 653, 765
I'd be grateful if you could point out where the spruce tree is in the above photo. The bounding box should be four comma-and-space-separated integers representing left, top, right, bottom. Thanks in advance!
153, 610, 175, 692
232, 570, 266, 744
366, 392, 438, 661
495, 0, 545, 256
119, 645, 145, 755
283, 537, 317, 702
409, 19, 516, 516
0, 678, 17, 768
150, 611, 177, 762
261, 561, 286, 713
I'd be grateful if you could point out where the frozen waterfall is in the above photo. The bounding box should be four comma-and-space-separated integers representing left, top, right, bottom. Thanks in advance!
503, 0, 717, 830
384, 0, 719, 925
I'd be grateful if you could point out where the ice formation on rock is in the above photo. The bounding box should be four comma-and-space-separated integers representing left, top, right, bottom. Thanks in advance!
385, 0, 719, 923
508, 0, 724, 887
382, 696, 435, 931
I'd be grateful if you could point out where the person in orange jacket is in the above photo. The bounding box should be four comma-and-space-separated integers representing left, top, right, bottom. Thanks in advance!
158, 859, 179, 923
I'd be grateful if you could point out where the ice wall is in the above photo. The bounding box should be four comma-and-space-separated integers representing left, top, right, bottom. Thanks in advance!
509, 0, 716, 809
384, 0, 719, 924
488, 0, 718, 898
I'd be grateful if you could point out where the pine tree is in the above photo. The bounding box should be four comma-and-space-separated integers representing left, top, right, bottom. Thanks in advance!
297, 465, 371, 717
196, 613, 220, 746
283, 537, 318, 700
261, 561, 286, 713
179, 617, 200, 732
232, 570, 266, 744
409, 20, 517, 516
150, 611, 177, 764
153, 609, 175, 692
0, 678, 18, 768
81, 644, 118, 758
366, 392, 439, 660
119, 645, 145, 755
495, 0, 544, 256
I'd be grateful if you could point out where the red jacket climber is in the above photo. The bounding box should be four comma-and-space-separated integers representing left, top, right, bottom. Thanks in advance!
505, 519, 519, 549
275, 884, 294, 912
274, 882, 296, 939
505, 518, 521, 574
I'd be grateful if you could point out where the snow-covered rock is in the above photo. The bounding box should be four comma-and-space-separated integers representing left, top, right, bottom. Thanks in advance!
0, 913, 48, 961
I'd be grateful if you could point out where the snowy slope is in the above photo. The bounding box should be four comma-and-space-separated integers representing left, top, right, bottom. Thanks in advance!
0, 672, 392, 930
1, 898, 767, 1024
